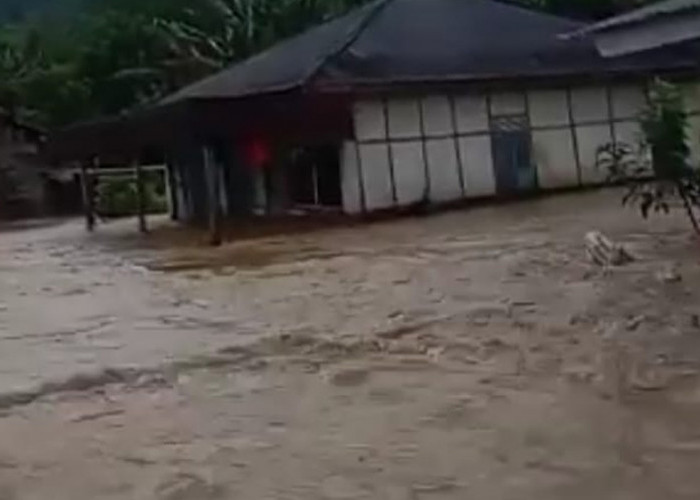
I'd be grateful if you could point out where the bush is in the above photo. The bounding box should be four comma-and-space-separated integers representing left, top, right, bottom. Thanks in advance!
96, 171, 168, 217
597, 79, 700, 234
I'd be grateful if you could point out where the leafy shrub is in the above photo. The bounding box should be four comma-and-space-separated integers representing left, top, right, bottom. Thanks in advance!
597, 79, 700, 234
96, 171, 167, 217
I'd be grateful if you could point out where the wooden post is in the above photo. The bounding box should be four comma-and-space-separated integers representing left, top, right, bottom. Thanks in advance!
203, 145, 223, 246
165, 160, 178, 221
134, 160, 147, 233
80, 161, 95, 232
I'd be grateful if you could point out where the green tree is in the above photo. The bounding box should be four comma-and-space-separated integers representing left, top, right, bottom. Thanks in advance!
157, 0, 370, 74
597, 80, 700, 234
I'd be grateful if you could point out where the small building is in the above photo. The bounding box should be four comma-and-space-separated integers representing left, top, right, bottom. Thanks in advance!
49, 0, 700, 233
568, 0, 700, 57
0, 111, 50, 219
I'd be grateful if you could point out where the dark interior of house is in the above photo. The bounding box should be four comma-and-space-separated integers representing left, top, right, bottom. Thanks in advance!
288, 144, 342, 208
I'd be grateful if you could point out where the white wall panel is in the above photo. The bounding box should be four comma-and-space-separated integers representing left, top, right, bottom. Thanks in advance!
387, 98, 421, 139
611, 85, 646, 120
571, 86, 609, 124
341, 141, 362, 214
358, 143, 394, 210
454, 94, 488, 133
354, 100, 386, 141
576, 124, 613, 185
681, 82, 700, 114
426, 138, 462, 202
391, 141, 426, 205
459, 135, 495, 197
422, 95, 453, 136
688, 115, 700, 164
490, 92, 526, 116
615, 120, 650, 174
613, 120, 642, 148
528, 90, 569, 127
532, 129, 578, 188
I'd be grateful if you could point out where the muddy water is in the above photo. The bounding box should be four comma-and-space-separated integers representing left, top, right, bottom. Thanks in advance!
2, 189, 700, 498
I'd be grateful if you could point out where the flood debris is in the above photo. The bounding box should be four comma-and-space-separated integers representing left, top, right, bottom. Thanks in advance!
585, 231, 634, 266
625, 315, 646, 332
656, 263, 682, 283
324, 366, 371, 387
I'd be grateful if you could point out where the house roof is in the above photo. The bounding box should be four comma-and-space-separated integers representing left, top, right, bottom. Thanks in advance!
49, 0, 700, 162
158, 0, 700, 103
570, 0, 700, 36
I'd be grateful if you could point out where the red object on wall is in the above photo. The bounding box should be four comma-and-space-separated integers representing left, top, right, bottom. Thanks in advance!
244, 138, 271, 169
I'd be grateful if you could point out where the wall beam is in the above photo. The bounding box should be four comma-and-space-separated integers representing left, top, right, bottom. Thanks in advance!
134, 160, 148, 234
80, 161, 96, 232
382, 98, 398, 205
417, 96, 431, 201
565, 87, 583, 186
448, 94, 466, 196
165, 160, 178, 221
203, 145, 223, 246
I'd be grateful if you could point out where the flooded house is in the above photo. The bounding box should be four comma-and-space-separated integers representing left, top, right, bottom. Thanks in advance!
49, 0, 700, 236
0, 110, 50, 219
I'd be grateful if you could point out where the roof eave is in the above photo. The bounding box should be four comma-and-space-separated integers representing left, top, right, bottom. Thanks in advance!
563, 1, 700, 39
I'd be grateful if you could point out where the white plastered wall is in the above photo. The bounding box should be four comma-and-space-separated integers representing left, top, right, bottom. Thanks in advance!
422, 96, 463, 202
611, 85, 646, 174
459, 135, 494, 197
341, 141, 362, 214
681, 82, 700, 165
576, 124, 612, 185
353, 100, 394, 211
454, 93, 494, 198
341, 81, 659, 214
360, 143, 394, 210
571, 86, 613, 185
388, 98, 426, 205
688, 115, 700, 166
528, 89, 578, 188
532, 129, 577, 188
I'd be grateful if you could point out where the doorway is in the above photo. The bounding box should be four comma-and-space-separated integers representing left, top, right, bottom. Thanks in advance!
491, 115, 537, 195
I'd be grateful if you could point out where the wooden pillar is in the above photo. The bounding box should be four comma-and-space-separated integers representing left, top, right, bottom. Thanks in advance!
80, 161, 95, 232
203, 145, 223, 246
165, 160, 178, 221
134, 160, 147, 233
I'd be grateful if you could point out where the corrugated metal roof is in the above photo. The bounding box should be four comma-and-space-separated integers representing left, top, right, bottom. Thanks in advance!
571, 0, 700, 35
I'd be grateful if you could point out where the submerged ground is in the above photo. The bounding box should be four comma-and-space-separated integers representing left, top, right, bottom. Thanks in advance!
2, 189, 700, 499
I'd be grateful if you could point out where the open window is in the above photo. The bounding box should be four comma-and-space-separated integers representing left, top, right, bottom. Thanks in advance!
288, 144, 342, 209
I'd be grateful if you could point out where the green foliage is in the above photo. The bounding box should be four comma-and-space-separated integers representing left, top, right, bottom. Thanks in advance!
641, 80, 691, 181
156, 0, 371, 78
0, 0, 374, 126
597, 80, 700, 233
97, 173, 168, 217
